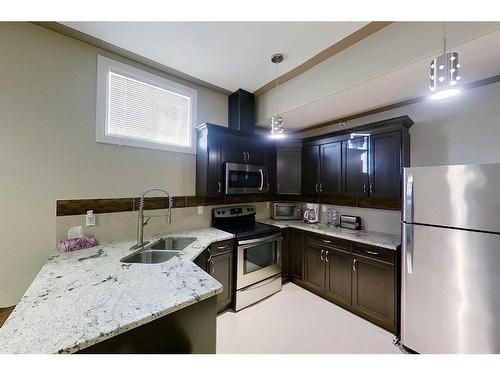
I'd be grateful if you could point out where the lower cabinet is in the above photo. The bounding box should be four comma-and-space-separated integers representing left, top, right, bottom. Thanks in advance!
299, 233, 397, 333
289, 229, 304, 281
280, 228, 291, 281
194, 240, 235, 313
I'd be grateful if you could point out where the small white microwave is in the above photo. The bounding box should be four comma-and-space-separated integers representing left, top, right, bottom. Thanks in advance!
271, 202, 301, 220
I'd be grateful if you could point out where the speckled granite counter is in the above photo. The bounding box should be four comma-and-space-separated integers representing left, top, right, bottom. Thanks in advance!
0, 228, 234, 354
258, 219, 400, 250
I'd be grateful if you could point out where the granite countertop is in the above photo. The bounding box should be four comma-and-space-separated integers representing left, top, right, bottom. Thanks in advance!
0, 228, 234, 354
258, 219, 401, 250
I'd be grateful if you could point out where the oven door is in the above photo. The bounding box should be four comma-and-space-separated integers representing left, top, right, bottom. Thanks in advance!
237, 233, 281, 290
225, 163, 269, 194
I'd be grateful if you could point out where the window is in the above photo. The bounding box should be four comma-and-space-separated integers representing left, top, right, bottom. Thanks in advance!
96, 55, 197, 153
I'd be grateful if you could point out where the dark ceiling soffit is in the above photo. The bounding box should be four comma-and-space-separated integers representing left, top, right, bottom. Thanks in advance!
253, 21, 393, 96
292, 74, 500, 135
31, 22, 233, 96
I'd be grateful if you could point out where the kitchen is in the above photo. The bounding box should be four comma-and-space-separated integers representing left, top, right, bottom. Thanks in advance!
1, 3, 500, 372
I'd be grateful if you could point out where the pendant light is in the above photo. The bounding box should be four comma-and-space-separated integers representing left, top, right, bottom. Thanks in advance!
269, 53, 286, 139
429, 23, 462, 100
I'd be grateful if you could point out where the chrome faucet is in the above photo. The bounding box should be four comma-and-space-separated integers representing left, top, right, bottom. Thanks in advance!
131, 187, 173, 250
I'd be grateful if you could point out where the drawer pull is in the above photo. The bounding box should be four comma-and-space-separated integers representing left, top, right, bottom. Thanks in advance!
217, 246, 228, 250
353, 258, 357, 272
365, 250, 380, 255
322, 239, 331, 244
320, 250, 324, 262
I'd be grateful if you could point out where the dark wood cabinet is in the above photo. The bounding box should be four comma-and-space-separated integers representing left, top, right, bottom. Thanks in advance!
369, 131, 402, 199
210, 251, 234, 313
351, 254, 395, 331
319, 141, 342, 195
342, 136, 369, 197
301, 145, 320, 195
325, 247, 352, 307
280, 228, 291, 281
196, 123, 277, 196
193, 240, 235, 313
293, 232, 397, 333
303, 238, 326, 294
289, 229, 304, 280
277, 147, 301, 194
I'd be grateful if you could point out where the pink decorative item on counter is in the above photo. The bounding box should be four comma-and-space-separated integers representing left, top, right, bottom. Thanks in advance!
58, 235, 97, 252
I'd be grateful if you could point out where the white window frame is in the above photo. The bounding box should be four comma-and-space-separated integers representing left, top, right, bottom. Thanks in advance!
96, 55, 198, 154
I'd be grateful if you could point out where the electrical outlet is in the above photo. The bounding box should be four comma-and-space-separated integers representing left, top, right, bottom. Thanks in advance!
197, 206, 203, 215
266, 202, 270, 209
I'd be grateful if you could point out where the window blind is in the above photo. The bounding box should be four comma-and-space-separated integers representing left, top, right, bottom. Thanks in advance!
107, 71, 191, 147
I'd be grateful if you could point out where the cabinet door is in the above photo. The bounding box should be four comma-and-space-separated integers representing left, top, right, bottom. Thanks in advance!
369, 131, 402, 199
245, 139, 267, 165
276, 148, 301, 194
280, 228, 291, 281
303, 238, 326, 294
207, 136, 223, 196
210, 252, 234, 313
325, 248, 352, 306
351, 255, 395, 332
342, 137, 369, 196
320, 142, 342, 195
222, 135, 247, 164
301, 145, 320, 195
289, 229, 303, 280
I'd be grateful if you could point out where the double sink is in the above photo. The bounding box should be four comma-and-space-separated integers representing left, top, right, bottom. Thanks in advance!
120, 237, 196, 264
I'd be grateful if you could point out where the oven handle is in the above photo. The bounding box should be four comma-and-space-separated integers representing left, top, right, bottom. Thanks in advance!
238, 233, 282, 246
239, 274, 282, 292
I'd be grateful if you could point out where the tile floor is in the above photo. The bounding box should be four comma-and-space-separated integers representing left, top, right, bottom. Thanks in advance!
217, 282, 401, 354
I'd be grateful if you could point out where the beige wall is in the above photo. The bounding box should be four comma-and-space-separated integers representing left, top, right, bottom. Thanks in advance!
299, 82, 500, 167
0, 23, 228, 307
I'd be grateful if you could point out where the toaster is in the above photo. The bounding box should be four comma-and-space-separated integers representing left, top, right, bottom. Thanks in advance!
339, 215, 362, 230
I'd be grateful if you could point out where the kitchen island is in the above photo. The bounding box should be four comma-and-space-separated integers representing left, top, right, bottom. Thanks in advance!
0, 228, 234, 354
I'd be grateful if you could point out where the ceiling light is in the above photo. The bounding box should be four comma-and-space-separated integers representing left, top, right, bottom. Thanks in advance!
428, 23, 462, 101
269, 53, 286, 139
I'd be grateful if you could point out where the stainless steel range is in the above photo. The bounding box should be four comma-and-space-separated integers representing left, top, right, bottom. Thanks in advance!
212, 205, 282, 311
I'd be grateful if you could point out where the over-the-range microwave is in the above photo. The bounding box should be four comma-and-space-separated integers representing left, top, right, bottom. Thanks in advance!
225, 162, 269, 194
271, 202, 302, 220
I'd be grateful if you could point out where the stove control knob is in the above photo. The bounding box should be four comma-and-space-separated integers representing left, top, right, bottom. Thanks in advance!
222, 210, 226, 215
217, 210, 220, 215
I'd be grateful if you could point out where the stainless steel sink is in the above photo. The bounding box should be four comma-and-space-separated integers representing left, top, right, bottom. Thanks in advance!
120, 236, 196, 264
120, 250, 180, 264
149, 237, 196, 250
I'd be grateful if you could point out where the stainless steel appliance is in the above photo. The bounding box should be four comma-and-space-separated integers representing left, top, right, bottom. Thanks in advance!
212, 206, 282, 311
401, 163, 500, 354
339, 215, 362, 230
271, 202, 301, 220
225, 162, 269, 194
303, 203, 319, 224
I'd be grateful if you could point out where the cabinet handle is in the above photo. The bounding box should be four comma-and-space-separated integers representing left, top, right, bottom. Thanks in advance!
207, 248, 212, 262
322, 239, 331, 244
363, 183, 367, 193
369, 183, 374, 194
365, 250, 379, 255
277, 183, 280, 192
315, 182, 319, 192
243, 151, 247, 161
353, 258, 357, 272
210, 260, 215, 275
217, 181, 222, 193
320, 249, 324, 262
319, 183, 323, 193
325, 250, 329, 263
247, 152, 250, 161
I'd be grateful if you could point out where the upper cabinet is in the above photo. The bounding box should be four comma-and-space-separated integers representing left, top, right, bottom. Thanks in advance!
196, 123, 276, 196
301, 116, 412, 202
276, 142, 301, 195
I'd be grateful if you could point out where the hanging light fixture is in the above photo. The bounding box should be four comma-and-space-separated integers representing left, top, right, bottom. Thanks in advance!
269, 53, 285, 139
429, 23, 462, 100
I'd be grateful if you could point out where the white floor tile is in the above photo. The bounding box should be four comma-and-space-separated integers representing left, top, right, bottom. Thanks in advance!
216, 282, 401, 354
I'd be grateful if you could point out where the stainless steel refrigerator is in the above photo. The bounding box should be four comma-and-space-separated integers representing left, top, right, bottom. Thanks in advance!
401, 163, 500, 354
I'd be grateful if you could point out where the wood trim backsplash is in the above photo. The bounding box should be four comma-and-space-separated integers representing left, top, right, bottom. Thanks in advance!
56, 194, 401, 216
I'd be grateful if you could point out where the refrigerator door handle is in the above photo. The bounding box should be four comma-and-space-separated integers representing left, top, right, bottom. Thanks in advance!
403, 171, 414, 223
404, 223, 414, 274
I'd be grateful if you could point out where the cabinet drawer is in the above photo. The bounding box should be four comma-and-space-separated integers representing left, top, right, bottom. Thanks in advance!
210, 240, 234, 256
305, 234, 349, 252
352, 244, 394, 264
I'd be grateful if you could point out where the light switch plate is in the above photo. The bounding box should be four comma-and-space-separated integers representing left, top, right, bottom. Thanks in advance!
197, 206, 203, 215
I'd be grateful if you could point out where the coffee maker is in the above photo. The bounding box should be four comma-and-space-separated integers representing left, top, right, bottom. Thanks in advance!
303, 203, 320, 224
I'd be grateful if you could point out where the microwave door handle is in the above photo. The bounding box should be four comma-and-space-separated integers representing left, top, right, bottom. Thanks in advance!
259, 169, 264, 191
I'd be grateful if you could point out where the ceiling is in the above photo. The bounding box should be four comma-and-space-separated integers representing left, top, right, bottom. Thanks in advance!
61, 21, 368, 93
